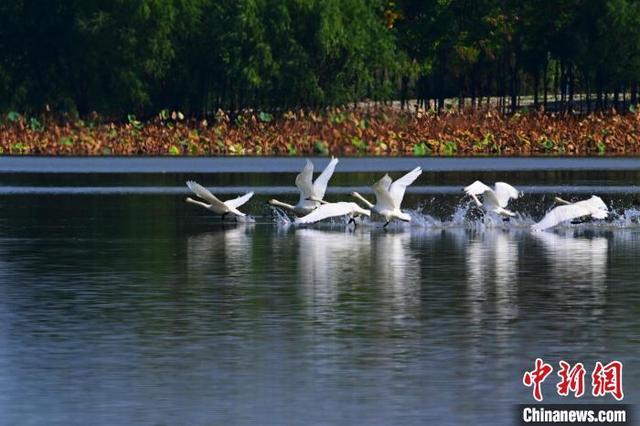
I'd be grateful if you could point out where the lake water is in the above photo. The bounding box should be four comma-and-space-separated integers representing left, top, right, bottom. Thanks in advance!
0, 157, 638, 425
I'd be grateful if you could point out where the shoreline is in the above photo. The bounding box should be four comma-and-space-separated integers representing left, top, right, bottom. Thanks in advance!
2, 108, 640, 157
2, 157, 640, 174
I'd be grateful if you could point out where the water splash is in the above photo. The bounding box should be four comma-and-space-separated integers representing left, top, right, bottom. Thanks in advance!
235, 214, 256, 224
609, 207, 640, 227
269, 207, 292, 227
268, 198, 640, 231
450, 202, 473, 226
407, 208, 440, 228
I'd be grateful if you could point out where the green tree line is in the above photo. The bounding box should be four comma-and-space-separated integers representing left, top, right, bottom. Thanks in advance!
1, 0, 640, 118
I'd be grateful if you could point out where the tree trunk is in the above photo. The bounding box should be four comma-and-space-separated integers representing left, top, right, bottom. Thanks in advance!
568, 63, 574, 112
554, 62, 560, 111
510, 57, 517, 113
597, 88, 602, 110
400, 75, 409, 110
543, 63, 548, 109
560, 62, 566, 110
471, 68, 477, 109
586, 77, 592, 113
533, 68, 539, 108
501, 53, 507, 114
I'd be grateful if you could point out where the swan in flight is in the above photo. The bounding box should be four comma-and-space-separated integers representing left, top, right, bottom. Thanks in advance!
185, 180, 253, 220
268, 157, 339, 216
351, 166, 422, 228
532, 196, 608, 231
464, 180, 520, 218
295, 202, 370, 226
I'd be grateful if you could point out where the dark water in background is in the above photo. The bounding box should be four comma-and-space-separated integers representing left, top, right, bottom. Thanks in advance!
0, 157, 639, 425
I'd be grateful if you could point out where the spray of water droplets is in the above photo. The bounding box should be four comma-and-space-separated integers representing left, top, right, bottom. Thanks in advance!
267, 199, 640, 231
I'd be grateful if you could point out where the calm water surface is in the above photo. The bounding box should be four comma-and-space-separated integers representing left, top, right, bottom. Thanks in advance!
0, 158, 639, 425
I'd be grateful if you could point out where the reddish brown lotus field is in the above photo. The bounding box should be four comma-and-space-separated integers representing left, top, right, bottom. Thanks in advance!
1, 108, 640, 156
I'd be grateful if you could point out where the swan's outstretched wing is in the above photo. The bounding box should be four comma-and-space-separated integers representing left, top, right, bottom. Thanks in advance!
464, 180, 492, 196
186, 181, 223, 204
493, 182, 520, 207
372, 174, 395, 209
295, 159, 315, 197
295, 202, 353, 224
584, 196, 609, 220
585, 195, 609, 213
590, 209, 609, 220
532, 203, 596, 231
389, 166, 422, 208
463, 180, 492, 207
225, 191, 254, 209
312, 157, 338, 200
480, 190, 502, 210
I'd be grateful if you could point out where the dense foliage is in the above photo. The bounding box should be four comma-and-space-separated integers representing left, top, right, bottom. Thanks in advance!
1, 0, 640, 117
2, 108, 640, 156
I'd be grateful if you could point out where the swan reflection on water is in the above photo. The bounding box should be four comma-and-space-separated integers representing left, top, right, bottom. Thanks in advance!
296, 228, 422, 326
296, 229, 371, 312
533, 230, 608, 311
466, 230, 520, 325
184, 224, 610, 327
187, 224, 255, 277
464, 229, 609, 323
373, 230, 421, 315
534, 230, 608, 282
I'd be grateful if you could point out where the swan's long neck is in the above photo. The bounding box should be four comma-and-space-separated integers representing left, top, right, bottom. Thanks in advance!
495, 207, 516, 217
554, 196, 572, 205
269, 199, 295, 211
186, 197, 209, 209
470, 193, 483, 207
351, 192, 374, 208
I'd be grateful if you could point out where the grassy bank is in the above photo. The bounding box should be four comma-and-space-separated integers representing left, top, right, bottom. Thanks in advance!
1, 108, 640, 156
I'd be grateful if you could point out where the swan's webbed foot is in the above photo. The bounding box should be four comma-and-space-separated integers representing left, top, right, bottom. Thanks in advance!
502, 217, 511, 222
383, 221, 390, 229
348, 217, 357, 229
221, 212, 229, 221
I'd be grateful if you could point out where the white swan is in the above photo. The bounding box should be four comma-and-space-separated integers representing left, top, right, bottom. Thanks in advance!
464, 180, 520, 218
268, 157, 339, 216
351, 166, 422, 228
294, 202, 370, 226
185, 180, 253, 219
532, 196, 609, 231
